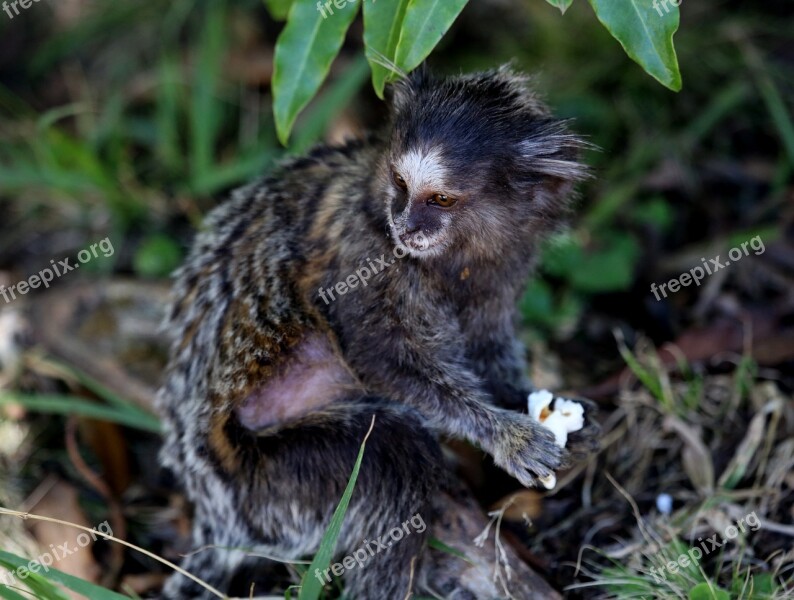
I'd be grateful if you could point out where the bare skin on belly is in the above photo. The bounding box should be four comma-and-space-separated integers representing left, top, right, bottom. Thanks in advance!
235, 332, 360, 430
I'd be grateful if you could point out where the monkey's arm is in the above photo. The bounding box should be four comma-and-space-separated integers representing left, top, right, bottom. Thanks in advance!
335, 301, 564, 488
450, 289, 533, 411
466, 330, 533, 411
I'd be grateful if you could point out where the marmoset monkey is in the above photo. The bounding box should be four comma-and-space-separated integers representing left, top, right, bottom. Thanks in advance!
158, 66, 598, 599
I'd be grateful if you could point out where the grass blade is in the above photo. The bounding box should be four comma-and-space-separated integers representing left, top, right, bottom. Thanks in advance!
427, 538, 472, 564
0, 550, 130, 600
298, 416, 376, 599
0, 393, 161, 433
189, 1, 226, 190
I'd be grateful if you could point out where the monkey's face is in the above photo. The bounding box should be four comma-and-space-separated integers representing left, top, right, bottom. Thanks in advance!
384, 145, 538, 261
385, 147, 465, 258
383, 67, 589, 261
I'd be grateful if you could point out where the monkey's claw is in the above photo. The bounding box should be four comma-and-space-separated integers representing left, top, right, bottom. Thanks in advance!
492, 413, 567, 488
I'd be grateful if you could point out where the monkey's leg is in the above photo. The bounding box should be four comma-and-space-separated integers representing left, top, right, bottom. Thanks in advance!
232, 398, 445, 598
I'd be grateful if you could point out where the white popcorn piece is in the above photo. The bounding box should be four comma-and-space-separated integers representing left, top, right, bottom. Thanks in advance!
528, 389, 555, 422
527, 390, 585, 490
528, 390, 584, 448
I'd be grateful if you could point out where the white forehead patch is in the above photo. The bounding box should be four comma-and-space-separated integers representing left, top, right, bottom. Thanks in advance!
394, 148, 447, 192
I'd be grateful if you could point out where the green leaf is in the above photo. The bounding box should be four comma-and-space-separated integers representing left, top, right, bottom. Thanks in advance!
0, 550, 131, 600
749, 573, 777, 595
263, 0, 294, 20
587, 0, 681, 91
569, 233, 640, 293
290, 55, 370, 153
545, 0, 573, 14
541, 233, 640, 293
689, 582, 730, 600
362, 0, 411, 97
133, 233, 184, 278
519, 279, 582, 331
393, 0, 469, 74
298, 417, 375, 599
0, 393, 162, 433
630, 197, 674, 230
48, 360, 155, 416
541, 233, 583, 278
272, 0, 359, 145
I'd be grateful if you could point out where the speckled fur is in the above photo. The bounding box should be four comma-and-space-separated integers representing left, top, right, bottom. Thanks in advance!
158, 66, 597, 598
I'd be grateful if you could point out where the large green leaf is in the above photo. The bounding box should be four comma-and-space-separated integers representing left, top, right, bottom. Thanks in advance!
393, 0, 469, 74
545, 0, 574, 14
362, 0, 411, 98
272, 0, 359, 145
587, 0, 681, 91
289, 55, 371, 153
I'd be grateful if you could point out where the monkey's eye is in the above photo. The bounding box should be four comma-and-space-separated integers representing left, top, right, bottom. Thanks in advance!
392, 171, 408, 190
429, 193, 457, 208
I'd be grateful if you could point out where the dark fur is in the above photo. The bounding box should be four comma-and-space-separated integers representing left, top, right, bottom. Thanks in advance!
158, 66, 596, 598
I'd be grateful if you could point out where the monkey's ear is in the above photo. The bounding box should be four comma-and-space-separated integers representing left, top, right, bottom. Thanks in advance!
386, 66, 431, 113
517, 120, 592, 182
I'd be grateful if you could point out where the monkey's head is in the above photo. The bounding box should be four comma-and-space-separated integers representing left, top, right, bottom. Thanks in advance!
381, 66, 589, 260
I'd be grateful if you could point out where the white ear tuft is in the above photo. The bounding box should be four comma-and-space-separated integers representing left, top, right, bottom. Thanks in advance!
519, 123, 593, 181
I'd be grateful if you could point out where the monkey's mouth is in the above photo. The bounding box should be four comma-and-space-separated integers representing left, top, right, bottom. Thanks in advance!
400, 231, 431, 250
387, 211, 445, 257
394, 229, 445, 258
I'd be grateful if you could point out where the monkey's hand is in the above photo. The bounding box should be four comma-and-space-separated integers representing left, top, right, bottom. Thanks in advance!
490, 412, 567, 488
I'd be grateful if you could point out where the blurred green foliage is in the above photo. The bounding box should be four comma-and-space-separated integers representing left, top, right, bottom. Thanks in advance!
0, 0, 789, 331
